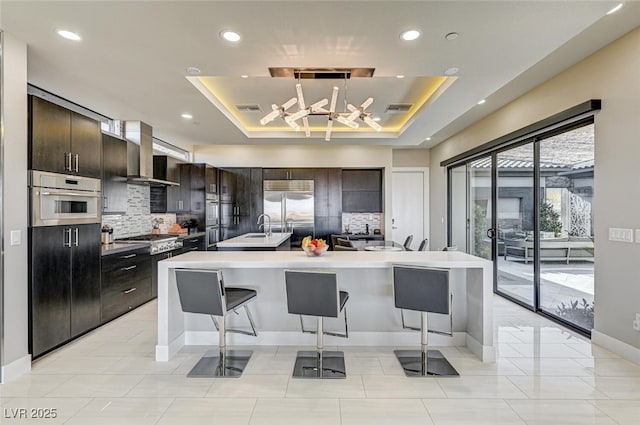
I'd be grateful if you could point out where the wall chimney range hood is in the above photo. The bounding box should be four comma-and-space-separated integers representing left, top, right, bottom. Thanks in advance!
124, 121, 179, 186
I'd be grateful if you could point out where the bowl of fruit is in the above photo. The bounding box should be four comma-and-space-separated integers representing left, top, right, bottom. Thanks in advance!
302, 236, 329, 257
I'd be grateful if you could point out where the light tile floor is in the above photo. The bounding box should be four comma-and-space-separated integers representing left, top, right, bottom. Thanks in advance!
1, 296, 639, 424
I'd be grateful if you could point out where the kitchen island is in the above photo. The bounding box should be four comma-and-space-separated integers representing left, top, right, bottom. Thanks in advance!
156, 250, 495, 362
216, 232, 291, 251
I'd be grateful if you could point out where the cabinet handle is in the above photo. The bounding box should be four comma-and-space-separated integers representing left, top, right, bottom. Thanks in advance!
179, 200, 183, 210
123, 287, 137, 294
65, 153, 72, 172
120, 254, 137, 259
74, 228, 79, 246
121, 265, 137, 271
190, 247, 199, 251
74, 154, 79, 173
103, 196, 108, 211
63, 228, 72, 248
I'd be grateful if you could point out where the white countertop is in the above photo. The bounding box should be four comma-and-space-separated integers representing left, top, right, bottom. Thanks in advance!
216, 232, 292, 248
161, 249, 492, 269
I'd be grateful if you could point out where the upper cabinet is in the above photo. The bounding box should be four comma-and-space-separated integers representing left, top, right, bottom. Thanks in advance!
342, 169, 383, 213
150, 155, 184, 213
205, 166, 218, 195
101, 134, 128, 214
29, 96, 102, 178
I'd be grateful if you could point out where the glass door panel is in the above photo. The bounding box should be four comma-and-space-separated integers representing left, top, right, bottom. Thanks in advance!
496, 143, 535, 307
468, 158, 492, 259
538, 124, 595, 332
449, 164, 468, 252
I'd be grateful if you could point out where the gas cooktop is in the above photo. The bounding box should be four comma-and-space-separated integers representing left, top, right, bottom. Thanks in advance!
118, 234, 177, 242
117, 234, 183, 255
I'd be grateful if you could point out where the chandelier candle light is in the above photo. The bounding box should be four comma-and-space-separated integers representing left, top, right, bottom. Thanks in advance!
259, 82, 382, 141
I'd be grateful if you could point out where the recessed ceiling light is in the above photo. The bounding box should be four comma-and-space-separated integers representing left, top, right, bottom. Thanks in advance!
606, 3, 623, 15
477, 99, 486, 105
425, 137, 432, 141
396, 74, 405, 79
240, 74, 249, 79
445, 67, 459, 76
373, 117, 381, 122
186, 67, 201, 75
400, 29, 420, 41
57, 30, 81, 41
220, 30, 241, 42
445, 32, 459, 40
181, 113, 193, 120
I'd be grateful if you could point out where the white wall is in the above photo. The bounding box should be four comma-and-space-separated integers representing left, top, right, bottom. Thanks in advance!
430, 28, 640, 357
392, 149, 430, 168
1, 32, 30, 380
194, 144, 395, 241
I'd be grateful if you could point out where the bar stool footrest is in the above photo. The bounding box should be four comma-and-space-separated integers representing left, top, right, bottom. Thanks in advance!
292, 350, 346, 379
187, 349, 253, 378
394, 349, 459, 377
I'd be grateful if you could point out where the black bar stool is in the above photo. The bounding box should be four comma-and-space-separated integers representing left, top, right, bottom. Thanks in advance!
285, 270, 349, 379
393, 265, 459, 377
175, 268, 258, 378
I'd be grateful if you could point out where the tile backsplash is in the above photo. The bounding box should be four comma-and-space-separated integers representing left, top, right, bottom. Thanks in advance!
101, 184, 153, 238
150, 214, 177, 234
342, 213, 383, 234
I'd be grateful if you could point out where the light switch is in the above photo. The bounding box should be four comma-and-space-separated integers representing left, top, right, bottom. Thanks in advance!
636, 229, 640, 243
609, 228, 634, 243
10, 230, 21, 246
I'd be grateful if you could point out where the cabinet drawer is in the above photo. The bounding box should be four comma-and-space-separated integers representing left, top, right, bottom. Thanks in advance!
102, 247, 150, 271
180, 236, 205, 251
102, 256, 151, 286
101, 277, 151, 322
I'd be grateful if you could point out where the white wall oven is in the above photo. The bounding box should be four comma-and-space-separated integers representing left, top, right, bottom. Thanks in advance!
30, 170, 101, 226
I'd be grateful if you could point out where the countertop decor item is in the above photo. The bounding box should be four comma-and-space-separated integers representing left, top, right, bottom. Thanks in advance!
302, 236, 328, 256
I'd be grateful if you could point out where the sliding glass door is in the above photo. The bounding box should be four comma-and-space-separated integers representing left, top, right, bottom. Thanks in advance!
496, 143, 536, 307
538, 125, 595, 330
447, 121, 595, 334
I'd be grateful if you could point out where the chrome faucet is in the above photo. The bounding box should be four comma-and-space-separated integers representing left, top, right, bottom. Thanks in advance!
257, 213, 272, 236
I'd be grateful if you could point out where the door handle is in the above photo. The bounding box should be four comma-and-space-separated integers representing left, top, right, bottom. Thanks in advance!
487, 228, 496, 239
74, 228, 79, 246
63, 228, 72, 247
392, 226, 398, 229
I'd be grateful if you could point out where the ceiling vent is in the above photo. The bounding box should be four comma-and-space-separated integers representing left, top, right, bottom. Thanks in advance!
385, 103, 413, 113
235, 104, 263, 113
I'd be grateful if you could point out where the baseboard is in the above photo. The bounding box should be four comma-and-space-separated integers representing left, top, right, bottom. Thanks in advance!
155, 333, 185, 361
1, 354, 32, 383
592, 330, 640, 365
184, 330, 468, 347
466, 334, 496, 363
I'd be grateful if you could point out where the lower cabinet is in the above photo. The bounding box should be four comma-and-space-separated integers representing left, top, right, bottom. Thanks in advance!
179, 234, 206, 253
101, 247, 152, 322
30, 224, 101, 358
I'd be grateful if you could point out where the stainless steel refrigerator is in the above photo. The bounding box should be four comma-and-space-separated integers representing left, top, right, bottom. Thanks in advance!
263, 180, 314, 247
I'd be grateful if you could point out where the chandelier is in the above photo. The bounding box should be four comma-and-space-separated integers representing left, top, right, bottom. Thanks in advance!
259, 80, 381, 141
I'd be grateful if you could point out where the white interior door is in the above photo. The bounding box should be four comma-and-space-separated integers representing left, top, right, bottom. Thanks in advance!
392, 170, 428, 250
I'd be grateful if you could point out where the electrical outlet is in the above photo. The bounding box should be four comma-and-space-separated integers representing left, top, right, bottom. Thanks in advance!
636, 229, 640, 244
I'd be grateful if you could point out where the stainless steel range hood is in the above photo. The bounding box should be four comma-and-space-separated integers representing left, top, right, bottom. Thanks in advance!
124, 121, 179, 186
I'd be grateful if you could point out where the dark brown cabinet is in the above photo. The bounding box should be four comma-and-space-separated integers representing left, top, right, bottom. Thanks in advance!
30, 224, 101, 358
29, 96, 102, 178
101, 247, 152, 322
101, 134, 128, 214
206, 166, 218, 195
151, 156, 184, 213
219, 168, 263, 240
342, 169, 383, 213
179, 234, 206, 254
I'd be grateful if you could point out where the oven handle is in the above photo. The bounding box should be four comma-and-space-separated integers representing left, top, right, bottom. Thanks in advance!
41, 191, 100, 197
